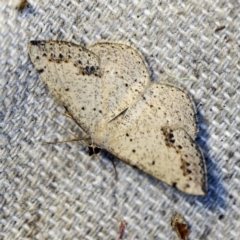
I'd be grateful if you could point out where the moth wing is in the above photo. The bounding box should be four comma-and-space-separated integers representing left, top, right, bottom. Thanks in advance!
114, 84, 198, 139
105, 84, 206, 195
89, 43, 151, 122
28, 40, 103, 136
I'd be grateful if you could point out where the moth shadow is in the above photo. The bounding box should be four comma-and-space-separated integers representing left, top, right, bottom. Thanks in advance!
100, 110, 226, 209
186, 109, 226, 209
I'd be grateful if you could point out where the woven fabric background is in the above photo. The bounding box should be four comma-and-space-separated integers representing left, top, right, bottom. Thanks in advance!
1, 0, 240, 239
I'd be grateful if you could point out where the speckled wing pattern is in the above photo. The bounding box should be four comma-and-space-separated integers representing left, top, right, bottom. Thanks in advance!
28, 41, 206, 195
106, 84, 205, 195
89, 43, 151, 122
28, 40, 102, 137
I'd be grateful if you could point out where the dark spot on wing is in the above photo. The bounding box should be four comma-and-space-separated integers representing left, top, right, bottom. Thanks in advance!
37, 69, 44, 73
162, 128, 175, 145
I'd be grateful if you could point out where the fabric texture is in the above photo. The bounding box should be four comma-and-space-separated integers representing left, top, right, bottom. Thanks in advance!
1, 0, 240, 239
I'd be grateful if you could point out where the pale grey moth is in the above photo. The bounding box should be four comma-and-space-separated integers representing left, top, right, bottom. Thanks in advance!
28, 41, 206, 195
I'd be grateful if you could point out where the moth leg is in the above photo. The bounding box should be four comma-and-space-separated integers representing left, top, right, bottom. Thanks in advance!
110, 158, 118, 181
105, 152, 118, 181
90, 146, 108, 171
91, 146, 118, 180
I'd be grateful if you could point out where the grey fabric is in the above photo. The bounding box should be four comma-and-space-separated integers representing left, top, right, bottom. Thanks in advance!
1, 0, 239, 239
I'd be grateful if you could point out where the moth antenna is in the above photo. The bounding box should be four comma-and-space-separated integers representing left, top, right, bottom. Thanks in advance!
62, 107, 88, 135
47, 117, 90, 144
164, 67, 194, 81
44, 139, 83, 144
48, 117, 80, 139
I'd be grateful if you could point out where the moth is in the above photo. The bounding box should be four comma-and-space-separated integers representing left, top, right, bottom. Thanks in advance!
28, 40, 206, 195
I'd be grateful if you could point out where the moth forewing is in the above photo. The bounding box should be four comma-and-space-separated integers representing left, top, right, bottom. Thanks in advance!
28, 40, 103, 136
